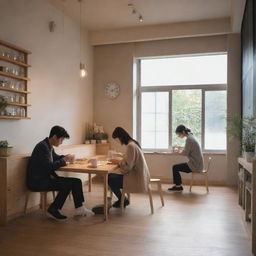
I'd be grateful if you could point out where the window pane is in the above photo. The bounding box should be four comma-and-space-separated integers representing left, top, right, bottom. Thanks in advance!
141, 54, 227, 86
156, 132, 169, 148
205, 91, 227, 150
141, 92, 169, 149
141, 132, 155, 149
142, 113, 155, 131
172, 90, 202, 146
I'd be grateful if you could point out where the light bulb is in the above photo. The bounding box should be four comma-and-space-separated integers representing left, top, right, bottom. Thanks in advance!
80, 63, 87, 77
80, 68, 87, 77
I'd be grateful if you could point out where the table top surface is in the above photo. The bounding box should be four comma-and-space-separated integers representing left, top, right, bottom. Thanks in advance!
59, 160, 118, 174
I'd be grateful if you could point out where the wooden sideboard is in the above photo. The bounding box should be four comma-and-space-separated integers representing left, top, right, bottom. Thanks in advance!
0, 154, 30, 225
238, 157, 256, 255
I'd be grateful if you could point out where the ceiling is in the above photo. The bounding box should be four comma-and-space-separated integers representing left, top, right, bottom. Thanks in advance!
49, 0, 233, 31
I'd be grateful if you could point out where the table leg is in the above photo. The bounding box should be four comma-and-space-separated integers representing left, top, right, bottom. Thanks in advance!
103, 174, 108, 221
88, 173, 92, 192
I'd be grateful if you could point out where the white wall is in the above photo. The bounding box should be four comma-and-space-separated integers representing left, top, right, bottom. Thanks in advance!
94, 34, 241, 185
0, 0, 93, 154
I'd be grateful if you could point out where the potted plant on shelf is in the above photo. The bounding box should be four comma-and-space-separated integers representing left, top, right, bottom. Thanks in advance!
0, 95, 7, 116
85, 123, 94, 144
0, 140, 13, 157
227, 115, 256, 162
101, 133, 108, 144
94, 132, 101, 144
94, 132, 108, 144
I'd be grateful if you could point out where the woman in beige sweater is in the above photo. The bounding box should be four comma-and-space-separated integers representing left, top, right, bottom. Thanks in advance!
108, 127, 150, 208
168, 125, 204, 192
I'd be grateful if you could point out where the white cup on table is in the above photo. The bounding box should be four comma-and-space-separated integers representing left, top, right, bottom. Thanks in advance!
88, 158, 98, 168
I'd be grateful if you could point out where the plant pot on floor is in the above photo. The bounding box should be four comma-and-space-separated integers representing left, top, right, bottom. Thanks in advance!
0, 147, 12, 157
244, 152, 255, 162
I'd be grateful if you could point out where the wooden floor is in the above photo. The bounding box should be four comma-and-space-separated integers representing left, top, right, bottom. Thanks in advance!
0, 184, 252, 256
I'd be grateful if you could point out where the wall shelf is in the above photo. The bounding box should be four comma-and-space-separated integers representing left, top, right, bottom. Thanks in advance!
0, 39, 31, 120
0, 56, 31, 68
6, 102, 31, 107
0, 116, 30, 120
0, 71, 30, 81
0, 86, 30, 94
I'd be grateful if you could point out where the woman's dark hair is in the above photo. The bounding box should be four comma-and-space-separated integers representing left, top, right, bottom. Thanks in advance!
49, 126, 70, 139
112, 127, 141, 148
175, 125, 192, 135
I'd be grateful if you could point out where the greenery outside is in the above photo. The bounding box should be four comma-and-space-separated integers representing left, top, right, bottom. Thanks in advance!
172, 90, 202, 146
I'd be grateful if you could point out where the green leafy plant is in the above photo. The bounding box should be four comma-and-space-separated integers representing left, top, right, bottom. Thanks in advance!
0, 140, 9, 148
101, 133, 108, 140
94, 132, 108, 140
227, 115, 256, 152
85, 123, 94, 140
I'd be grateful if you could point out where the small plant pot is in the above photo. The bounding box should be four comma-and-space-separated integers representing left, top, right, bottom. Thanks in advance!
0, 147, 12, 157
90, 139, 96, 144
245, 152, 255, 162
85, 140, 91, 144
101, 140, 108, 144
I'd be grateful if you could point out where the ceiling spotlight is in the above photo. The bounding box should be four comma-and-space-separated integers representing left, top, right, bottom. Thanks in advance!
128, 3, 143, 23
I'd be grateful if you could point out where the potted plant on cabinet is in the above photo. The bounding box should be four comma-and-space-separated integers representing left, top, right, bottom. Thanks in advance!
227, 115, 256, 162
0, 140, 13, 157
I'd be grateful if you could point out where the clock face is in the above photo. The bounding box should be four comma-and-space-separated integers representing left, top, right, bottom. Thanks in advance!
105, 82, 120, 99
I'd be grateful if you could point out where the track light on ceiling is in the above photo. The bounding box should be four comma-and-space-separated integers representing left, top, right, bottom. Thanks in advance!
128, 3, 143, 23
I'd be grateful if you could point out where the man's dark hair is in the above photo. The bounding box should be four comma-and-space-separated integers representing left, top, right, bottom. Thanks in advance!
49, 126, 70, 139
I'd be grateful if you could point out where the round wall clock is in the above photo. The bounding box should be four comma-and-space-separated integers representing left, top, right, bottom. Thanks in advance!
104, 82, 120, 99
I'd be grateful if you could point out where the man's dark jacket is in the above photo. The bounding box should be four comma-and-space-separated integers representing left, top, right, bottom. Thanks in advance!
27, 138, 66, 191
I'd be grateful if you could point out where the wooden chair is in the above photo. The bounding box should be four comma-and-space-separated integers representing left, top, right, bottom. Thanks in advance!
189, 157, 212, 193
149, 178, 164, 207
24, 191, 56, 215
109, 178, 164, 214
121, 184, 154, 214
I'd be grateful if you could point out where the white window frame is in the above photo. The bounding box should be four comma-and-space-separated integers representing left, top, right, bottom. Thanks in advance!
136, 56, 227, 153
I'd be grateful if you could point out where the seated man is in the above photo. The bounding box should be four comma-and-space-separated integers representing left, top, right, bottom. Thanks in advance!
27, 125, 94, 220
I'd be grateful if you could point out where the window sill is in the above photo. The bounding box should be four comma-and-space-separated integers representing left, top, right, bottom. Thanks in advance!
144, 151, 226, 156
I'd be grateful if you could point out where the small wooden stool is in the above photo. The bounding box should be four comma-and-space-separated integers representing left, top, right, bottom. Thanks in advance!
190, 157, 212, 193
24, 191, 56, 215
149, 178, 165, 206
121, 185, 154, 214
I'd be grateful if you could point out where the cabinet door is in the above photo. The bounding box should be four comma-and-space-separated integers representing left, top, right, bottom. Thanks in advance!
6, 157, 34, 217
